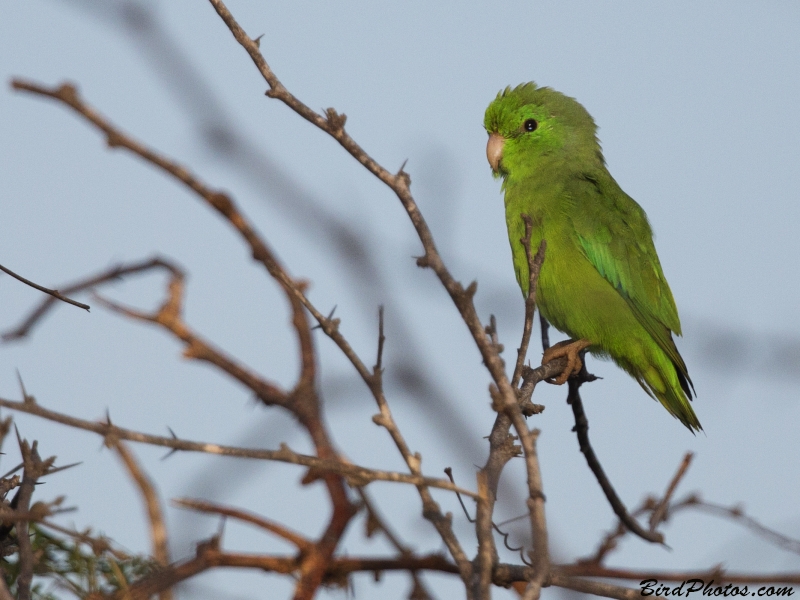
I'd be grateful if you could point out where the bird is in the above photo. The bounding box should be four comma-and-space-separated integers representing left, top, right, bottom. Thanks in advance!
484, 82, 700, 431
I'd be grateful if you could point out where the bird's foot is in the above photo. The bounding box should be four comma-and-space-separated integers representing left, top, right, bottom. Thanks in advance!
542, 339, 592, 385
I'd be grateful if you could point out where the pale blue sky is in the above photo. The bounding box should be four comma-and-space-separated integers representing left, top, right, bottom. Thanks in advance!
2, 2, 800, 598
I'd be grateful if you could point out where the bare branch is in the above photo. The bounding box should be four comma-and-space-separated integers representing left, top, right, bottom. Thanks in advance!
556, 563, 800, 585
649, 452, 693, 531
355, 487, 434, 599
0, 396, 476, 496
568, 379, 663, 544
109, 440, 171, 587
549, 572, 655, 600
173, 497, 313, 552
511, 220, 546, 388
670, 494, 800, 557
3, 257, 171, 341
0, 262, 90, 312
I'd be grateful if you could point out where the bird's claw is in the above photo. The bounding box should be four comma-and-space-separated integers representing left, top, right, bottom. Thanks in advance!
542, 339, 592, 385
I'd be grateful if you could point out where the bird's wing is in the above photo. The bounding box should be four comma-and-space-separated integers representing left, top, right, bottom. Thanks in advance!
568, 169, 688, 373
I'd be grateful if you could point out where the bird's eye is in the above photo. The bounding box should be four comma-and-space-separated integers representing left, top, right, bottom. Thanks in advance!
523, 119, 538, 132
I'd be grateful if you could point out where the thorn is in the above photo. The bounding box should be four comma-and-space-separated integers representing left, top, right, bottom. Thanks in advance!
395, 162, 411, 187
253, 34, 264, 48
313, 305, 338, 331
46, 461, 82, 476
1, 462, 23, 480
16, 370, 34, 404
415, 255, 430, 268
161, 448, 179, 461
464, 280, 478, 298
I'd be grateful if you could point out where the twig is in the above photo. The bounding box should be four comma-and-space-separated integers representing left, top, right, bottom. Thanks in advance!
511, 220, 546, 388
512, 424, 548, 600
40, 519, 131, 561
568, 380, 663, 544
204, 6, 517, 590
649, 452, 693, 531
173, 497, 312, 552
0, 396, 476, 496
548, 572, 654, 600
555, 562, 800, 585
89, 263, 288, 407
109, 439, 171, 597
670, 494, 800, 556
3, 257, 172, 341
0, 262, 90, 311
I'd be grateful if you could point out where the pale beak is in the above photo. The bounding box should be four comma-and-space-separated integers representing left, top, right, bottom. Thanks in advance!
486, 133, 505, 173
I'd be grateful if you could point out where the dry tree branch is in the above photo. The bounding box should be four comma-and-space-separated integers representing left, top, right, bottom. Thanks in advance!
568, 377, 663, 544
511, 220, 546, 389
109, 440, 171, 585
173, 498, 313, 553
0, 262, 90, 312
669, 494, 800, 556
10, 76, 360, 598
355, 487, 434, 600
0, 395, 476, 496
649, 451, 693, 531
205, 5, 565, 596
98, 537, 458, 600
40, 519, 131, 561
554, 563, 800, 585
3, 257, 171, 341
475, 217, 548, 599
88, 263, 287, 407
547, 572, 653, 600
205, 0, 516, 446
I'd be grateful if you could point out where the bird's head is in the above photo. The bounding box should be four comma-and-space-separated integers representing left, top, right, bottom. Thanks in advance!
484, 82, 603, 180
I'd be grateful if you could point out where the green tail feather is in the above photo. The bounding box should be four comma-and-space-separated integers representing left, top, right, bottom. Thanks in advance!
634, 356, 702, 432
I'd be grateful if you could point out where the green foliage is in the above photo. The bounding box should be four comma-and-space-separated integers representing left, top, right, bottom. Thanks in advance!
2, 525, 159, 599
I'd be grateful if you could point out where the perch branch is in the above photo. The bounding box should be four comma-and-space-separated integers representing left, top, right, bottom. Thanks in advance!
568, 379, 663, 544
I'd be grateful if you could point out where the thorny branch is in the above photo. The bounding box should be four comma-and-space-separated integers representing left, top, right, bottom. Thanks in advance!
205, 5, 563, 598
0, 394, 475, 497
13, 435, 56, 600
5, 3, 800, 598
11, 75, 360, 600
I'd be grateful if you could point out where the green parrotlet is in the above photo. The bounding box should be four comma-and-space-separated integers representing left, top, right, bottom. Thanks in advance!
484, 82, 700, 431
